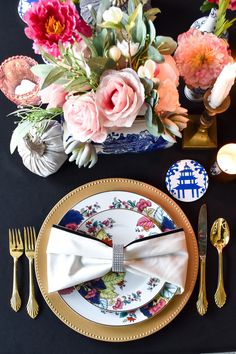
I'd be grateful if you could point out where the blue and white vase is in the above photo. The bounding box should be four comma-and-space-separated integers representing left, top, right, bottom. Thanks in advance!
94, 119, 173, 154
64, 118, 173, 157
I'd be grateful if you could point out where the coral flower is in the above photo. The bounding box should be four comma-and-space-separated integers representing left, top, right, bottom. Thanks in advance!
174, 29, 232, 89
24, 0, 92, 57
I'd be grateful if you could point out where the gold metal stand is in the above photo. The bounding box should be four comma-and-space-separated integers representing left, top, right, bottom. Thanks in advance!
183, 90, 231, 149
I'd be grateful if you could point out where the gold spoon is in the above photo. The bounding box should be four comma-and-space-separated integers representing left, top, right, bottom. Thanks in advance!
210, 218, 230, 308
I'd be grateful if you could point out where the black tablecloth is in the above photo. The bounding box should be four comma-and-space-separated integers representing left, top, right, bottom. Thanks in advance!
1, 1, 236, 353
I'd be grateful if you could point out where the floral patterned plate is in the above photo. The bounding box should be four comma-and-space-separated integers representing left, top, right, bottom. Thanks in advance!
62, 208, 166, 312
56, 190, 178, 324
35, 179, 198, 340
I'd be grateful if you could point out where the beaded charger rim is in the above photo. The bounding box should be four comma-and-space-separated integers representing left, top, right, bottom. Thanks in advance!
35, 178, 198, 342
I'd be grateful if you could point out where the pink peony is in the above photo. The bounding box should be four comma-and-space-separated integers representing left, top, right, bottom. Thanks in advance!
39, 83, 67, 108
155, 79, 181, 114
96, 68, 145, 128
63, 92, 107, 143
174, 29, 232, 89
24, 0, 92, 58
208, 0, 236, 10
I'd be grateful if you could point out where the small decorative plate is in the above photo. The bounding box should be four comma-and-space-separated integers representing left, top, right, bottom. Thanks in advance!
72, 208, 166, 312
165, 159, 209, 202
35, 178, 198, 342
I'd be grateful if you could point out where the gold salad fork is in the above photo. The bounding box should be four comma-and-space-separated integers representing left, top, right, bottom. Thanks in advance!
24, 226, 39, 319
9, 228, 24, 312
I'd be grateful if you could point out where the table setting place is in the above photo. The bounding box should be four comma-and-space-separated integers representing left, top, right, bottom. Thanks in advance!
1, 0, 236, 352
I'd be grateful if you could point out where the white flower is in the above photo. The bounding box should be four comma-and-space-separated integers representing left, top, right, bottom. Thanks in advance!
138, 59, 159, 83
103, 7, 123, 24
117, 40, 139, 58
108, 46, 121, 61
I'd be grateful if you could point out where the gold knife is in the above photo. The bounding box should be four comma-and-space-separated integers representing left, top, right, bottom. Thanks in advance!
196, 204, 208, 315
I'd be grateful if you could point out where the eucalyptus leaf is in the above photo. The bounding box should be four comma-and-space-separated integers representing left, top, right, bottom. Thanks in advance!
41, 67, 67, 90
155, 36, 177, 55
147, 46, 164, 63
10, 121, 34, 154
93, 29, 107, 56
99, 21, 123, 30
147, 19, 156, 44
128, 0, 135, 15
88, 57, 115, 75
140, 77, 153, 96
31, 64, 54, 79
64, 78, 90, 92
132, 16, 146, 49
144, 8, 161, 21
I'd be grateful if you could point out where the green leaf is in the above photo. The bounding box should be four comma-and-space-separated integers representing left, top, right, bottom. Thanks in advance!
147, 46, 164, 63
31, 64, 54, 79
155, 36, 177, 55
140, 78, 153, 96
131, 17, 146, 49
64, 78, 90, 92
144, 8, 161, 21
99, 21, 123, 30
145, 104, 164, 137
88, 57, 115, 76
128, 0, 135, 15
93, 29, 108, 56
97, 0, 111, 24
147, 19, 156, 44
41, 66, 66, 90
128, 3, 142, 27
200, 0, 216, 12
10, 121, 34, 154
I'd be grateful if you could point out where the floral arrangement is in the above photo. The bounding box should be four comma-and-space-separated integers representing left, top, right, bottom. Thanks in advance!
174, 0, 235, 92
4, 0, 188, 174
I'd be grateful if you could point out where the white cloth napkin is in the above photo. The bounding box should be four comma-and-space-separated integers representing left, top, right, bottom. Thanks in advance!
47, 225, 188, 293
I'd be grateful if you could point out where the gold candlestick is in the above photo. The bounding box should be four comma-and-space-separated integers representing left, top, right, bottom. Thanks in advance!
182, 89, 231, 149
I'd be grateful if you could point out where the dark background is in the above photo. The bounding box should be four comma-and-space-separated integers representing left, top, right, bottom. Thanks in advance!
0, 0, 236, 353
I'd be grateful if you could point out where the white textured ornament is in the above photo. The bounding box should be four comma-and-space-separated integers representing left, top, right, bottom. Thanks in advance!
17, 120, 67, 177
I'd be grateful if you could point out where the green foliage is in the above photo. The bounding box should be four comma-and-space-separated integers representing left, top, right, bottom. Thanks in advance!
41, 66, 67, 89
214, 0, 236, 37
88, 57, 116, 76
154, 36, 177, 55
200, 0, 216, 12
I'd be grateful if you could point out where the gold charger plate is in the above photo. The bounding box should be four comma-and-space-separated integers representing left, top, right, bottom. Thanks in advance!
35, 178, 199, 342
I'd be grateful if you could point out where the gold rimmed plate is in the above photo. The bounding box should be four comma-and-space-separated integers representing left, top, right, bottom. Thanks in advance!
35, 178, 198, 342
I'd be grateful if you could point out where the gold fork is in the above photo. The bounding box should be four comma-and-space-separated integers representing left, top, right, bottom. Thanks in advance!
9, 228, 24, 312
24, 226, 39, 319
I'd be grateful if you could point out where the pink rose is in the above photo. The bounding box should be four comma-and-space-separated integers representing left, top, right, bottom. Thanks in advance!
39, 84, 67, 109
63, 92, 107, 143
96, 68, 145, 128
155, 79, 181, 114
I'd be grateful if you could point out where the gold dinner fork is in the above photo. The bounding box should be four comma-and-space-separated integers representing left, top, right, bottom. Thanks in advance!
9, 228, 24, 312
24, 226, 39, 319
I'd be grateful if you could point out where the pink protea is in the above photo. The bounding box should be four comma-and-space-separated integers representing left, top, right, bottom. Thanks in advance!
174, 28, 233, 89
24, 0, 92, 58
